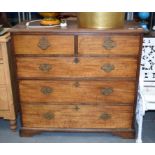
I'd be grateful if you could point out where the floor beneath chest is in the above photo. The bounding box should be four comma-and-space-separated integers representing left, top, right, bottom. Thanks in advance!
0, 111, 155, 143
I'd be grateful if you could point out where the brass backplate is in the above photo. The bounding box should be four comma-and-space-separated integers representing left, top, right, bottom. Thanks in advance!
39, 64, 52, 72
38, 36, 51, 50
101, 88, 113, 96
101, 63, 115, 72
100, 113, 111, 120
41, 87, 53, 95
77, 12, 125, 29
43, 112, 54, 120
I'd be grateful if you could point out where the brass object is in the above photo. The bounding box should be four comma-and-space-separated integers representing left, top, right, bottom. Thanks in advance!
43, 112, 54, 120
38, 36, 51, 50
74, 81, 80, 87
101, 88, 113, 96
103, 37, 116, 50
39, 12, 60, 26
39, 12, 60, 18
101, 64, 115, 73
77, 12, 125, 29
39, 64, 52, 72
74, 105, 80, 111
41, 87, 53, 95
100, 113, 111, 120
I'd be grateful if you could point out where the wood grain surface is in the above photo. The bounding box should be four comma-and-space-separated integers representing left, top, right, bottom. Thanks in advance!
10, 20, 144, 34
0, 64, 5, 84
0, 86, 9, 110
78, 35, 140, 55
0, 32, 17, 130
13, 35, 74, 55
21, 104, 133, 129
16, 57, 138, 79
19, 80, 136, 104
10, 22, 143, 136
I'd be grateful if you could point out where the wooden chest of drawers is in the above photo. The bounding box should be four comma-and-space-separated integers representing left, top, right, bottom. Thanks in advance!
10, 21, 143, 138
0, 32, 17, 130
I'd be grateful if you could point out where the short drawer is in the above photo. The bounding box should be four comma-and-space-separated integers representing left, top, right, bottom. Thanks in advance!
17, 57, 138, 78
21, 104, 133, 129
0, 64, 5, 85
0, 86, 9, 110
13, 35, 74, 55
19, 80, 136, 104
78, 35, 140, 55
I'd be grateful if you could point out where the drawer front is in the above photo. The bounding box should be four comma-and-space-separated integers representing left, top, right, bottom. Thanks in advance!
13, 35, 74, 55
17, 57, 138, 78
0, 87, 9, 110
19, 80, 136, 104
0, 64, 5, 85
78, 35, 140, 55
21, 104, 133, 129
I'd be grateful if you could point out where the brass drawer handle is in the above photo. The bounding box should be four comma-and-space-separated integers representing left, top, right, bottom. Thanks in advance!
101, 64, 115, 73
43, 112, 54, 120
41, 87, 53, 95
73, 81, 80, 87
101, 88, 113, 96
100, 113, 111, 120
38, 36, 51, 50
103, 37, 116, 50
39, 64, 52, 72
74, 105, 80, 111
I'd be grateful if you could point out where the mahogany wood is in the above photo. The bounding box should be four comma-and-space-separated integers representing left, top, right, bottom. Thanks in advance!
78, 35, 140, 55
21, 104, 133, 129
16, 57, 138, 79
112, 130, 135, 139
10, 21, 144, 138
19, 80, 136, 104
13, 35, 74, 55
9, 20, 143, 34
19, 127, 135, 139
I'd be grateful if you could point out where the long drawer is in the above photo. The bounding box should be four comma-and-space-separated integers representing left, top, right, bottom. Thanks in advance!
78, 35, 140, 55
0, 64, 5, 85
21, 104, 133, 129
0, 86, 9, 110
13, 35, 74, 55
19, 80, 136, 104
16, 57, 138, 78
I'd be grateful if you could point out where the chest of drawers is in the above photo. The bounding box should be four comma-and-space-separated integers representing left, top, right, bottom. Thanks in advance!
0, 32, 17, 130
10, 21, 143, 137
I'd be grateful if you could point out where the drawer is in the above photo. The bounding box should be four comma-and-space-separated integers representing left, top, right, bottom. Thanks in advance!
78, 35, 140, 55
21, 104, 133, 129
0, 64, 5, 85
17, 57, 138, 78
19, 80, 136, 104
0, 86, 9, 110
13, 35, 74, 55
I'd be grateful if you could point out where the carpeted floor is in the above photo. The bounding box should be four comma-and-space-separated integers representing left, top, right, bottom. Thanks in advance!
0, 111, 155, 143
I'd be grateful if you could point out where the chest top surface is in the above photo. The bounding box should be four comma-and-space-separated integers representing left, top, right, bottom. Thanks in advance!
10, 20, 144, 34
